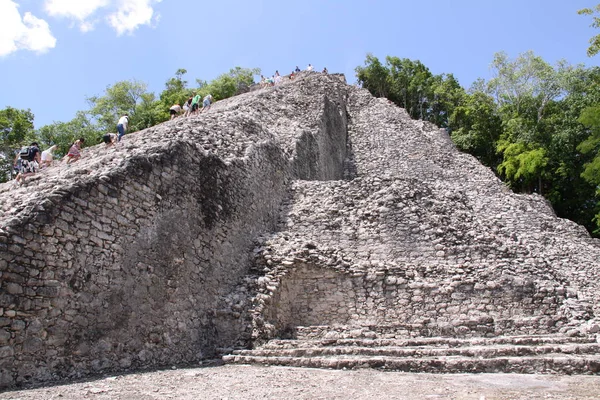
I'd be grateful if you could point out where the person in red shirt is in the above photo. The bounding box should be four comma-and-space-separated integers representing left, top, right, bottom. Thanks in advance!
66, 138, 85, 164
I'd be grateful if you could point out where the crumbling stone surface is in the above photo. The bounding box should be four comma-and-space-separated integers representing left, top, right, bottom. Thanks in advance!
0, 72, 600, 387
245, 79, 600, 346
0, 73, 348, 388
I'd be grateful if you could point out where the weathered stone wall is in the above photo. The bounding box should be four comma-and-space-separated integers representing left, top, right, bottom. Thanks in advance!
0, 73, 349, 388
293, 94, 348, 180
0, 141, 290, 387
263, 264, 572, 339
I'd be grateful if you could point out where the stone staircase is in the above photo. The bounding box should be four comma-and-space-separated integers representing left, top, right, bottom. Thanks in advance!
223, 326, 600, 374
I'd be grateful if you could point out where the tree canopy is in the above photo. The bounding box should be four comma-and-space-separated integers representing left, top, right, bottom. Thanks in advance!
579, 4, 600, 56
356, 55, 465, 128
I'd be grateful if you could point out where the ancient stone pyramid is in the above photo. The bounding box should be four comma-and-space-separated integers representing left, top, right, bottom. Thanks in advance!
0, 72, 599, 387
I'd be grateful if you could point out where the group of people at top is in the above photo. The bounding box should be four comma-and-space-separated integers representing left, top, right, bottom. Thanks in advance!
10, 92, 215, 186
13, 138, 86, 185
306, 63, 328, 74
12, 113, 131, 185
169, 93, 213, 120
10, 65, 331, 187
260, 64, 328, 88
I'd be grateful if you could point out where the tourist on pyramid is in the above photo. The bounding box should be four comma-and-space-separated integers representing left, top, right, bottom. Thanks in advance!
117, 114, 129, 141
295, 66, 301, 72
191, 93, 201, 115
102, 133, 117, 147
290, 71, 295, 80
169, 103, 182, 120
15, 142, 40, 185
184, 96, 193, 117
40, 145, 57, 168
12, 150, 22, 178
202, 94, 214, 112
306, 63, 314, 71
65, 138, 85, 164
322, 67, 328, 74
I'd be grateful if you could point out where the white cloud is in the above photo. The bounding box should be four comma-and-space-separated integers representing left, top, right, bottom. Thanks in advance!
0, 0, 56, 57
45, 0, 109, 21
20, 12, 57, 52
107, 0, 162, 36
44, 0, 109, 31
43, 0, 161, 35
79, 20, 97, 33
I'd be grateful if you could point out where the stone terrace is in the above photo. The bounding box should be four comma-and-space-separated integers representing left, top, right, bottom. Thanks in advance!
226, 76, 600, 373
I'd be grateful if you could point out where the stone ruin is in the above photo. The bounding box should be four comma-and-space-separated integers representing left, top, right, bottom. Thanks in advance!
0, 72, 599, 388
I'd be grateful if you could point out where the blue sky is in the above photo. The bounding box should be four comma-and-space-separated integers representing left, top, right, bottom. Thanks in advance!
0, 0, 599, 128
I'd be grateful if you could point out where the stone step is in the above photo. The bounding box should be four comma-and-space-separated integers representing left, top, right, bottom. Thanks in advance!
222, 354, 600, 374
262, 334, 598, 350
232, 343, 600, 359
292, 322, 562, 340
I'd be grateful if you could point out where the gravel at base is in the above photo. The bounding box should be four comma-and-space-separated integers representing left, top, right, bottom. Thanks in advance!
1, 365, 599, 400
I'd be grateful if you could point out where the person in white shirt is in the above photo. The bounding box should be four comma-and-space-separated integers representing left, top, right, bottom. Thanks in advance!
117, 114, 129, 142
307, 64, 314, 71
40, 145, 57, 168
169, 104, 182, 120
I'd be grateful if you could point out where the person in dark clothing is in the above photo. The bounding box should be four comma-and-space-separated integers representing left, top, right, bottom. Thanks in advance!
15, 142, 41, 185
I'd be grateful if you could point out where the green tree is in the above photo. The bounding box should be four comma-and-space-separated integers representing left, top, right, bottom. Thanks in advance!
87, 79, 151, 133
356, 54, 390, 98
579, 4, 600, 56
36, 111, 101, 156
450, 91, 503, 168
356, 55, 463, 127
134, 92, 168, 131
487, 51, 573, 122
540, 67, 600, 231
385, 56, 434, 120
578, 108, 600, 181
430, 73, 465, 129
496, 141, 549, 192
160, 68, 190, 108
485, 51, 578, 193
227, 66, 261, 93
578, 106, 600, 233
195, 67, 261, 101
405, 60, 434, 120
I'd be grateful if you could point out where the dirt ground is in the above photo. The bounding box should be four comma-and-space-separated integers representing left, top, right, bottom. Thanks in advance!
1, 364, 600, 400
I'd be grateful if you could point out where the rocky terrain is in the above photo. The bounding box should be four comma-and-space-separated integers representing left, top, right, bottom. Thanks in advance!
1, 365, 600, 399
